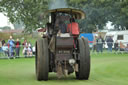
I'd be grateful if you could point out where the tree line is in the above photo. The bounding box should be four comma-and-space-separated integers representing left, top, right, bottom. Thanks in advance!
0, 0, 128, 33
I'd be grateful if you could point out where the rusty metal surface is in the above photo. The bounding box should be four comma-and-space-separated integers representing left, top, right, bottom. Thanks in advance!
56, 54, 71, 61
56, 37, 74, 49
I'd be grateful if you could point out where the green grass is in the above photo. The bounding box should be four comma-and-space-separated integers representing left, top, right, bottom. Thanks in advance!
0, 53, 128, 85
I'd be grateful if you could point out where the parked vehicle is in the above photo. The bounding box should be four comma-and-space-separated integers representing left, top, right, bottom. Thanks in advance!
80, 33, 94, 48
104, 30, 128, 48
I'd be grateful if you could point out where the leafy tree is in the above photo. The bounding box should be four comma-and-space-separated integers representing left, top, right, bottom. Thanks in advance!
0, 0, 128, 33
67, 0, 128, 32
109, 0, 128, 30
0, 0, 49, 32
67, 0, 110, 32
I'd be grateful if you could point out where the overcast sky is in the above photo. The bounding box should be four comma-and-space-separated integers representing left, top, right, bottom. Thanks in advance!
0, 13, 14, 29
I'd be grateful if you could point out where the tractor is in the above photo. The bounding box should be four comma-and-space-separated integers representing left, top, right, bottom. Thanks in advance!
35, 8, 90, 81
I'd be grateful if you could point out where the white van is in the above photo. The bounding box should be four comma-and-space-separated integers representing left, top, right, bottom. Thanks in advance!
104, 30, 128, 48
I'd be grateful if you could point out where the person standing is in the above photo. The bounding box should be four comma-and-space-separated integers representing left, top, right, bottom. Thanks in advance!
106, 36, 113, 52
15, 38, 21, 57
96, 36, 104, 53
92, 36, 97, 53
0, 39, 2, 52
8, 36, 15, 58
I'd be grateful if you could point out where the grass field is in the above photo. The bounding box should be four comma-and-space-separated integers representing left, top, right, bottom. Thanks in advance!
0, 53, 128, 85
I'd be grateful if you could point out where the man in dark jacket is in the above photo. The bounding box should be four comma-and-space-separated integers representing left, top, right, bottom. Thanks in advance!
96, 36, 104, 53
106, 36, 113, 52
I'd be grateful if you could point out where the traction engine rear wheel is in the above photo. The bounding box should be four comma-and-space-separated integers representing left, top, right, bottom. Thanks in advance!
75, 38, 90, 80
35, 38, 49, 81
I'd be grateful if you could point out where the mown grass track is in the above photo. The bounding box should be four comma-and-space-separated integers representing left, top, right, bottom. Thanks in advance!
0, 53, 128, 85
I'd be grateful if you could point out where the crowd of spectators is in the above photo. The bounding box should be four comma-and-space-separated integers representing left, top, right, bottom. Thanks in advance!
92, 35, 128, 53
0, 36, 35, 59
